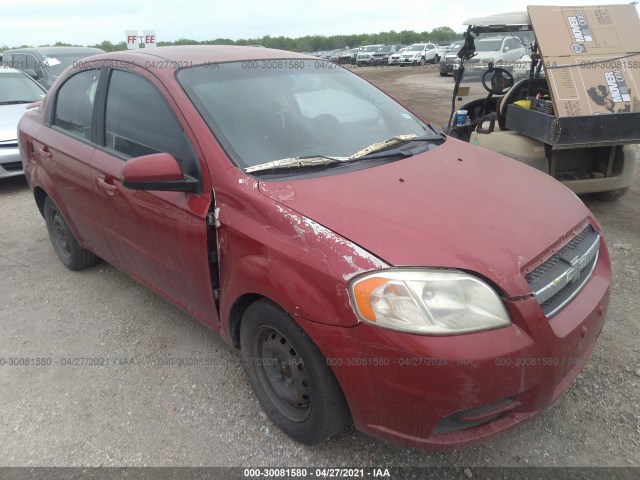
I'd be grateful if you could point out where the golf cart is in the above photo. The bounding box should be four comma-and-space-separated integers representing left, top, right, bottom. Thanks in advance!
444, 5, 640, 200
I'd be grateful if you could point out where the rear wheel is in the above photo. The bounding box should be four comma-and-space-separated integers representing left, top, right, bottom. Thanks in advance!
44, 196, 99, 270
240, 299, 349, 444
440, 72, 448, 76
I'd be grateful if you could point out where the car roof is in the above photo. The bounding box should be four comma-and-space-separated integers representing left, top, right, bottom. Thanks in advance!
86, 45, 313, 68
3, 46, 105, 55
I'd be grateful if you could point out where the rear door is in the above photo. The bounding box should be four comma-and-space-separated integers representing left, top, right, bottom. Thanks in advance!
34, 69, 111, 256
90, 67, 218, 322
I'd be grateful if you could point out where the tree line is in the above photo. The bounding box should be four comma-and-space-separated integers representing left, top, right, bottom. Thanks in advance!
2, 27, 462, 53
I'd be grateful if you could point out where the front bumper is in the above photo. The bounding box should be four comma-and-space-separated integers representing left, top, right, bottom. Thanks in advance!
356, 57, 375, 66
440, 61, 455, 74
296, 242, 611, 449
0, 145, 24, 178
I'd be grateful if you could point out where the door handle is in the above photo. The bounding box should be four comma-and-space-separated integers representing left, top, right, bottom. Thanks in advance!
97, 178, 117, 196
37, 145, 52, 158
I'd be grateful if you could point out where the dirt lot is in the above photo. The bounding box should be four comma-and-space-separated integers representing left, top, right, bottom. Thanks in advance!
1, 65, 639, 469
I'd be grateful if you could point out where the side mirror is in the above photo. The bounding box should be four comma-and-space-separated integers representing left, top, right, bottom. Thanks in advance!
23, 69, 39, 79
121, 152, 200, 193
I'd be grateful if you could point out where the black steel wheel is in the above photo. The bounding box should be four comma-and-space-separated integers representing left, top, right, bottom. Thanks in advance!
43, 196, 99, 270
240, 299, 349, 444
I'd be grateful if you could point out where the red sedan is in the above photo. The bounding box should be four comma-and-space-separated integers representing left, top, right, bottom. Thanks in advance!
18, 46, 610, 449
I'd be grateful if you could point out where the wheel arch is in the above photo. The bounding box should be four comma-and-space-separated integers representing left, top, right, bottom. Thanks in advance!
33, 186, 48, 217
228, 292, 264, 349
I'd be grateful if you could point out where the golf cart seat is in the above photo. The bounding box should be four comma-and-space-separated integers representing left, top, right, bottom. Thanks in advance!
495, 77, 549, 131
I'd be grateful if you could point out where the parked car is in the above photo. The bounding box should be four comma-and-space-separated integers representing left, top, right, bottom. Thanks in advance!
19, 45, 611, 450
464, 36, 526, 75
399, 43, 438, 66
512, 54, 545, 80
356, 44, 383, 66
436, 42, 451, 61
371, 45, 403, 65
337, 48, 359, 65
387, 46, 409, 66
2, 47, 105, 90
0, 67, 47, 178
439, 40, 465, 76
326, 48, 347, 63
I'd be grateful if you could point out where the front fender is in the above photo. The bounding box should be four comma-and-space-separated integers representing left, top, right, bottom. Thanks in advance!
214, 170, 389, 334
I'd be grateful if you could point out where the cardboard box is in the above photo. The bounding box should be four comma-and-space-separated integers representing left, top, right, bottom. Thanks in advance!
528, 4, 640, 117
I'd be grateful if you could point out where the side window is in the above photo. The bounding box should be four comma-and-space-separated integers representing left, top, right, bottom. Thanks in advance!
53, 70, 100, 140
104, 70, 197, 175
24, 55, 43, 78
25, 55, 44, 77
24, 55, 36, 70
11, 54, 25, 70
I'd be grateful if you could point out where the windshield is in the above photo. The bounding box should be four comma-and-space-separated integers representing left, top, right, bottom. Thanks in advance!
0, 72, 46, 103
449, 42, 464, 53
475, 39, 504, 52
41, 53, 98, 76
362, 46, 379, 52
407, 45, 425, 51
177, 59, 434, 170
377, 46, 393, 53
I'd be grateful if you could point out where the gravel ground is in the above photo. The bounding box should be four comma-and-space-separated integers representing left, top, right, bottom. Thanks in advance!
0, 66, 639, 469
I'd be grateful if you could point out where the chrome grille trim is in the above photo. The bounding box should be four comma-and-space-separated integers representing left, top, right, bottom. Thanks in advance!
526, 225, 600, 318
542, 250, 599, 318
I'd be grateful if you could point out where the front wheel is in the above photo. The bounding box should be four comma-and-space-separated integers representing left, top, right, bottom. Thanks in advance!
419, 57, 425, 66
44, 196, 99, 270
240, 299, 349, 444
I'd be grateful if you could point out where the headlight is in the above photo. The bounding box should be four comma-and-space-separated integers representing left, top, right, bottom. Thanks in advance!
349, 269, 511, 335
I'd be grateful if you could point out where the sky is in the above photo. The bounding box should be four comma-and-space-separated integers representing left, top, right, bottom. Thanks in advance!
2, 0, 639, 47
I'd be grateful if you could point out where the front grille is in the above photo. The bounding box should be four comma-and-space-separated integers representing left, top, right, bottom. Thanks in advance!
526, 225, 599, 318
1, 161, 23, 172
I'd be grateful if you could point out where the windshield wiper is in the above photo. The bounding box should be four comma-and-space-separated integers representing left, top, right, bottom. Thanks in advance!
0, 100, 36, 105
245, 133, 445, 173
245, 155, 348, 173
349, 133, 445, 159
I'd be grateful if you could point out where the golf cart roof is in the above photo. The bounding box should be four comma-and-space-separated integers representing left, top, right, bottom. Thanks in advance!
463, 11, 531, 27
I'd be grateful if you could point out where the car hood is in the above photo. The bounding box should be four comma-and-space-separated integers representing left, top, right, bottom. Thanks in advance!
470, 51, 502, 62
258, 138, 594, 296
0, 104, 30, 141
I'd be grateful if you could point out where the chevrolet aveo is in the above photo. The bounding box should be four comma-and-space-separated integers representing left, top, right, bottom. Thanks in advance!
18, 46, 611, 449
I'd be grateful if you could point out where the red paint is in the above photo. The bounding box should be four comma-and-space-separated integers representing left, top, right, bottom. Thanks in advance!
121, 153, 183, 182
17, 46, 612, 450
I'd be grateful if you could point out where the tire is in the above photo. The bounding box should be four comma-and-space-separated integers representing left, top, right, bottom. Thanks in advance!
591, 187, 629, 201
419, 57, 425, 67
43, 196, 99, 270
440, 72, 448, 77
240, 299, 349, 445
